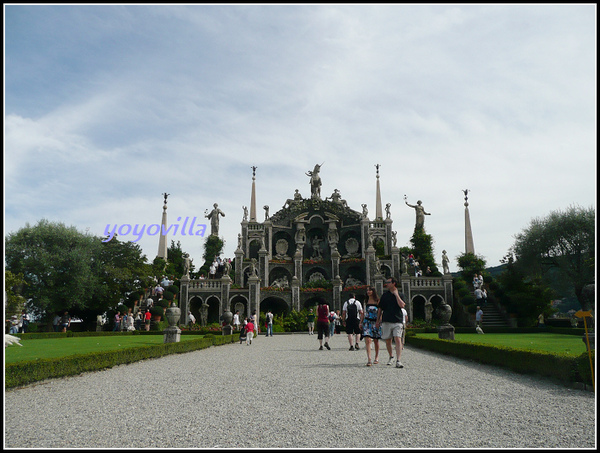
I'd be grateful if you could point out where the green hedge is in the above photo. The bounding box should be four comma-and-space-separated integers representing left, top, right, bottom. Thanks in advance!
406, 336, 594, 386
5, 334, 238, 389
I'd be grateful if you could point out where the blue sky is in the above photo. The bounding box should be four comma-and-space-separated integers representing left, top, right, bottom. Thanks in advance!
4, 4, 596, 274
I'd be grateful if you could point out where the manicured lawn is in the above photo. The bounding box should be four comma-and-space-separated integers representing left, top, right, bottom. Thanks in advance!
4, 335, 202, 364
414, 333, 588, 356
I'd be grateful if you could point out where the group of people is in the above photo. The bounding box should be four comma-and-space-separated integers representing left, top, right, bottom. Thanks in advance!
112, 309, 152, 332
237, 309, 273, 345
306, 278, 408, 368
406, 254, 431, 277
6, 310, 30, 334
209, 256, 232, 279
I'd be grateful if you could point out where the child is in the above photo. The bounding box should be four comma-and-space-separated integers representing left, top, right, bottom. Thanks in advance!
245, 318, 255, 345
239, 319, 248, 344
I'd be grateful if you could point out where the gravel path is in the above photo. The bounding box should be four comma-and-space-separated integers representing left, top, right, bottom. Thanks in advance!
4, 333, 596, 449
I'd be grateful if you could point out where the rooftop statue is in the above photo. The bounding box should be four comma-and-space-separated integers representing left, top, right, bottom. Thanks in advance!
205, 203, 225, 236
306, 163, 323, 200
404, 195, 430, 230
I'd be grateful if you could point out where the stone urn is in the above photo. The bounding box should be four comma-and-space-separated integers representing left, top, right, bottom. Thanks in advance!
437, 303, 452, 325
436, 303, 455, 340
164, 303, 181, 343
222, 310, 233, 336
165, 303, 181, 327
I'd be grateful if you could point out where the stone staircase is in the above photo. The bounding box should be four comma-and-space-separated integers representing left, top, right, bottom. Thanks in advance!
481, 303, 511, 328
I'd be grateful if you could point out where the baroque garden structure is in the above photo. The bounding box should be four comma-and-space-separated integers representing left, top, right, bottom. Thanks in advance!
178, 165, 454, 326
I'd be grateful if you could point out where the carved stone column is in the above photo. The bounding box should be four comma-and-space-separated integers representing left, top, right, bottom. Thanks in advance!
291, 276, 301, 311
179, 275, 190, 325
332, 275, 343, 312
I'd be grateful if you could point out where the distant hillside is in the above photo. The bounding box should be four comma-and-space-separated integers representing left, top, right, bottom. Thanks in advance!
451, 263, 506, 279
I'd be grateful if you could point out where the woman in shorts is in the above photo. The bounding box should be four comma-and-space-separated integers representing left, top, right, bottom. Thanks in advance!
361, 286, 381, 366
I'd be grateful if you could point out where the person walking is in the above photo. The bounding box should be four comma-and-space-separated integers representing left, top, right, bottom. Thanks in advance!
328, 310, 337, 339
265, 310, 274, 337
342, 293, 363, 351
60, 311, 71, 333
475, 306, 484, 333
233, 310, 241, 331
306, 309, 315, 335
361, 286, 381, 366
376, 278, 406, 368
316, 301, 331, 350
251, 310, 259, 336
144, 309, 151, 331
245, 318, 254, 345
20, 310, 30, 334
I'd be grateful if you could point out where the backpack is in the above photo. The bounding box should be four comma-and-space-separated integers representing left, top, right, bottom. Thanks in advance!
346, 300, 358, 320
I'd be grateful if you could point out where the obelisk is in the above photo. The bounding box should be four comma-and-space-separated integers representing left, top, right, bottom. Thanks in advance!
250, 166, 257, 222
463, 189, 475, 254
375, 164, 383, 220
157, 193, 169, 259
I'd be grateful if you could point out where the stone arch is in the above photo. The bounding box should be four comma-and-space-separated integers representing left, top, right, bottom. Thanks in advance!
248, 239, 261, 260
430, 294, 445, 320
373, 236, 385, 256
230, 294, 249, 320
342, 265, 365, 287
412, 294, 427, 320
205, 295, 221, 324
303, 294, 328, 309
380, 263, 392, 279
189, 296, 204, 324
305, 266, 330, 283
272, 231, 294, 259
260, 296, 290, 316
268, 266, 293, 288
339, 230, 361, 257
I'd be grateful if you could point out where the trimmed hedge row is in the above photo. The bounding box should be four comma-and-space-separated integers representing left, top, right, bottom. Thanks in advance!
406, 335, 594, 386
5, 333, 238, 389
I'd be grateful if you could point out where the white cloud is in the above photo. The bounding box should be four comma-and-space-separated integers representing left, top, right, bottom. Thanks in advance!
4, 4, 596, 274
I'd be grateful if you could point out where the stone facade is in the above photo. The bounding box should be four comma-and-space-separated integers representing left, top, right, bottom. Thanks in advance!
179, 169, 453, 325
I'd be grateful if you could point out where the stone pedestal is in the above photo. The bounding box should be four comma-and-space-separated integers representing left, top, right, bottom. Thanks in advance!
222, 324, 233, 336
164, 325, 181, 343
437, 324, 455, 340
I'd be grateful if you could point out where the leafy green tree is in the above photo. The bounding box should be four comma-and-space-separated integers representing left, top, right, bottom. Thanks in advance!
456, 252, 487, 284
511, 205, 595, 311
410, 229, 439, 275
5, 270, 27, 317
199, 235, 225, 277
496, 253, 555, 326
5, 219, 151, 324
165, 240, 195, 278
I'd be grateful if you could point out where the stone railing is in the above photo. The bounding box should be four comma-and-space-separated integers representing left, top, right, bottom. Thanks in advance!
188, 279, 222, 290
408, 277, 444, 288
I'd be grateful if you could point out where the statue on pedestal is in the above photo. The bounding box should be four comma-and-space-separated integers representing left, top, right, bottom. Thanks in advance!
306, 163, 323, 199
205, 203, 225, 236
404, 195, 430, 230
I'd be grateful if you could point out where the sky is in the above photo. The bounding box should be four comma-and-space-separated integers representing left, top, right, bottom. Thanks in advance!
4, 4, 597, 275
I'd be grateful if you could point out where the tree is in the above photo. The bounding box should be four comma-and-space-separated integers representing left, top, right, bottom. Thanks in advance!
199, 235, 225, 277
496, 253, 555, 326
511, 205, 595, 311
165, 240, 195, 278
410, 229, 439, 275
5, 219, 152, 324
5, 270, 27, 317
456, 252, 487, 284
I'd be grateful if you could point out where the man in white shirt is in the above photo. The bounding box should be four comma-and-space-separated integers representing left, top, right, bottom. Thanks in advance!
342, 293, 363, 351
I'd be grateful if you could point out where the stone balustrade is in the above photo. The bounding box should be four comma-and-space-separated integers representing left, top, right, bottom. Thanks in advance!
408, 277, 444, 288
189, 279, 222, 290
